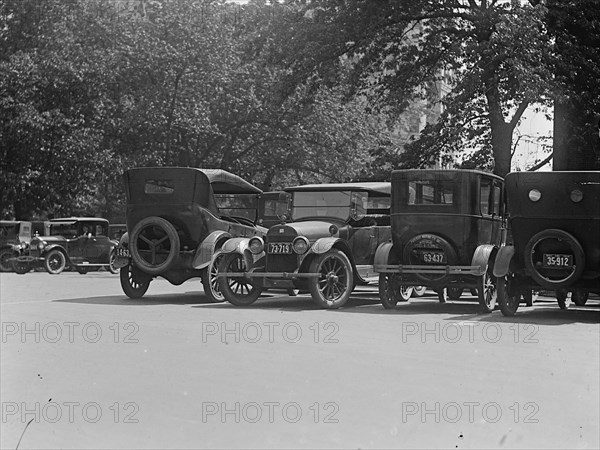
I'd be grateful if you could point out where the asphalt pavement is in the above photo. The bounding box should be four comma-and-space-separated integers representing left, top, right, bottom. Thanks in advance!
1, 271, 599, 449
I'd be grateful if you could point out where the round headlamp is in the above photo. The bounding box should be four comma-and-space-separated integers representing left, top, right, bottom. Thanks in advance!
329, 225, 338, 236
292, 236, 309, 255
38, 241, 46, 250
248, 237, 264, 255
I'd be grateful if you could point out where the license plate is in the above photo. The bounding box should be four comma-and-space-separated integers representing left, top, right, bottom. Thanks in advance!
268, 242, 292, 254
421, 251, 446, 264
543, 254, 573, 268
116, 247, 130, 258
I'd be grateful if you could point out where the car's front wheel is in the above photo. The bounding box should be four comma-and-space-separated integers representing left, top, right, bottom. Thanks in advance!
218, 253, 262, 306
13, 260, 30, 274
120, 265, 151, 299
572, 291, 588, 306
201, 253, 225, 303
379, 273, 400, 309
0, 248, 16, 272
308, 249, 353, 309
45, 249, 66, 274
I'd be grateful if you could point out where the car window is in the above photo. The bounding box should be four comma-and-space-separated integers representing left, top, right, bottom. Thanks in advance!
408, 180, 454, 205
480, 178, 492, 215
214, 194, 258, 221
493, 184, 502, 216
293, 191, 352, 221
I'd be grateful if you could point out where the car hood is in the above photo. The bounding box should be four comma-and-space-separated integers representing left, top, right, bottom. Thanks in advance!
267, 220, 343, 241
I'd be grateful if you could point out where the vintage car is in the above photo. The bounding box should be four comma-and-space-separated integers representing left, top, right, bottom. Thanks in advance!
374, 169, 504, 312
113, 167, 266, 302
12, 217, 118, 274
217, 182, 392, 308
0, 221, 46, 271
494, 171, 600, 315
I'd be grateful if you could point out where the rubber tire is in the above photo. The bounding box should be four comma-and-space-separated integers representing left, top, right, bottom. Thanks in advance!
120, 265, 151, 299
447, 287, 463, 300
108, 249, 119, 274
218, 252, 262, 306
497, 275, 520, 316
556, 289, 572, 310
129, 216, 180, 275
470, 288, 478, 297
45, 249, 66, 274
379, 273, 400, 309
412, 286, 427, 297
435, 288, 447, 303
477, 265, 497, 313
308, 249, 354, 309
76, 267, 89, 274
13, 260, 30, 274
524, 229, 585, 289
201, 253, 225, 303
0, 248, 16, 272
572, 291, 589, 306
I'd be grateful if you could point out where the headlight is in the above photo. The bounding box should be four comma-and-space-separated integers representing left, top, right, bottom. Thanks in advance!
248, 237, 264, 254
292, 237, 309, 255
38, 241, 46, 250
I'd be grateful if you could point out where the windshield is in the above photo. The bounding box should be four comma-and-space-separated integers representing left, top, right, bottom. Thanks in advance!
49, 222, 78, 238
214, 194, 258, 221
292, 191, 355, 221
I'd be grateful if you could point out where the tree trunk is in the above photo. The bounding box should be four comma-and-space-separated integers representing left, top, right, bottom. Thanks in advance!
490, 122, 513, 177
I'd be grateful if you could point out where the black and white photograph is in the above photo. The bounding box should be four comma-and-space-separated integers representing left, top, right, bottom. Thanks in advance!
1, 0, 599, 449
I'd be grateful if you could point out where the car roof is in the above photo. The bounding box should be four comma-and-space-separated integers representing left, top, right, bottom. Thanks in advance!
392, 168, 504, 182
285, 182, 391, 195
126, 167, 262, 194
0, 221, 20, 225
50, 217, 109, 223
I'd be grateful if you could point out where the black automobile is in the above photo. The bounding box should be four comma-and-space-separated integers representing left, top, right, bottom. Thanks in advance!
13, 218, 118, 274
374, 169, 504, 312
494, 171, 600, 315
0, 221, 46, 272
113, 167, 266, 302
217, 182, 392, 309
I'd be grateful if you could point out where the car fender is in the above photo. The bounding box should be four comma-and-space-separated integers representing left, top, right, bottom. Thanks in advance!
374, 242, 395, 268
492, 246, 515, 277
119, 232, 129, 247
192, 231, 232, 269
471, 244, 497, 274
43, 244, 69, 260
310, 237, 348, 255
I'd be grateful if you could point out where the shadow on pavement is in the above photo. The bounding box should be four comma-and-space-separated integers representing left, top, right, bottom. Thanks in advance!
53, 291, 214, 306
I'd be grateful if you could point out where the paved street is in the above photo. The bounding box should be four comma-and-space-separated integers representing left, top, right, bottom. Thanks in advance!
1, 271, 599, 449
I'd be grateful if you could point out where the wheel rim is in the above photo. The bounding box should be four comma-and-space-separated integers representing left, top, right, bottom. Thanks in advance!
316, 255, 349, 302
482, 272, 497, 309
136, 225, 173, 267
399, 285, 413, 301
226, 255, 256, 297
48, 253, 63, 272
128, 266, 145, 291
209, 255, 224, 301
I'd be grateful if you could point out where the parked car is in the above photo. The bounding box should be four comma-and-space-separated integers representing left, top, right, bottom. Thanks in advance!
494, 171, 600, 315
217, 182, 392, 308
113, 167, 266, 302
1, 221, 45, 271
12, 218, 118, 274
374, 169, 504, 312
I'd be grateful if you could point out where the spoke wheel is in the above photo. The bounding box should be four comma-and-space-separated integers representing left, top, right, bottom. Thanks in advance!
45, 249, 66, 274
108, 249, 119, 274
477, 266, 497, 313
556, 289, 572, 310
400, 285, 414, 301
218, 253, 262, 306
201, 253, 225, 303
0, 248, 16, 272
412, 286, 427, 297
497, 275, 520, 316
308, 250, 353, 309
13, 260, 30, 274
120, 265, 151, 299
379, 273, 402, 309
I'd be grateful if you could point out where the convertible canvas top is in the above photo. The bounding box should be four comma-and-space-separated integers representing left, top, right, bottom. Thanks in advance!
125, 167, 262, 203
50, 217, 109, 224
286, 182, 391, 196
392, 168, 504, 183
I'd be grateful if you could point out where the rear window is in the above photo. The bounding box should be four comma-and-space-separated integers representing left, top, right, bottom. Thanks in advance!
144, 179, 175, 195
408, 180, 454, 205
